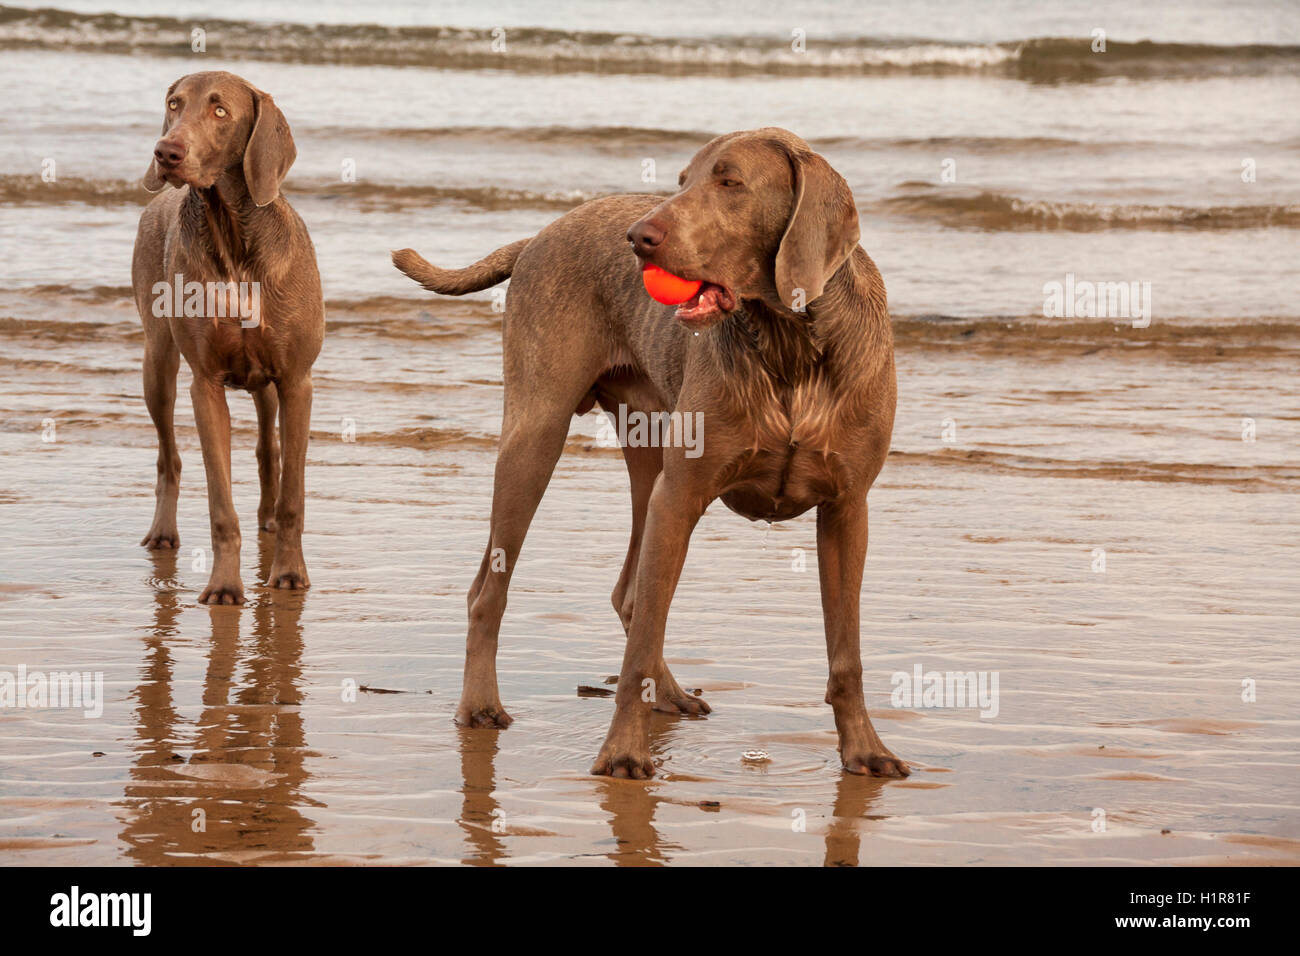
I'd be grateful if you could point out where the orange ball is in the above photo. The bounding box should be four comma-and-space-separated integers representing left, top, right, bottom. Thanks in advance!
641, 263, 702, 305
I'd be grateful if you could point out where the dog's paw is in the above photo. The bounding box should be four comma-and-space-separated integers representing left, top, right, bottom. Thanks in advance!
266, 562, 309, 590
653, 690, 711, 716
591, 742, 656, 780
141, 529, 179, 550
199, 581, 245, 606
650, 663, 710, 716
454, 701, 513, 729
841, 748, 910, 778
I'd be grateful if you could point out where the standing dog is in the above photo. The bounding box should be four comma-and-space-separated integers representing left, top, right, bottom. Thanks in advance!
132, 72, 323, 604
393, 128, 907, 778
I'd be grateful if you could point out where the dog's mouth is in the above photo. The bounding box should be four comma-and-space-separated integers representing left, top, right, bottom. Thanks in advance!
155, 160, 214, 189
154, 160, 188, 185
674, 281, 736, 326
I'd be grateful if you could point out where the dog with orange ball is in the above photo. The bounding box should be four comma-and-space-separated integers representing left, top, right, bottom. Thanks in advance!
392, 129, 909, 780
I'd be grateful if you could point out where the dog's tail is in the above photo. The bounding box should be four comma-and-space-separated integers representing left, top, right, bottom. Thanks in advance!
390, 237, 531, 296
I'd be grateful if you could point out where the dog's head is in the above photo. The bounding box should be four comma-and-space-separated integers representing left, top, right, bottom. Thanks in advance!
627, 128, 860, 327
142, 71, 296, 207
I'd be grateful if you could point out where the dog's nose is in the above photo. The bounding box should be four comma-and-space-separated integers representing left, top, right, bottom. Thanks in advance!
627, 219, 666, 257
153, 139, 187, 166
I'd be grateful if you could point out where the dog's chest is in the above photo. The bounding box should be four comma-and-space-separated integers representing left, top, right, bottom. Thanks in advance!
162, 239, 280, 387
718, 376, 856, 521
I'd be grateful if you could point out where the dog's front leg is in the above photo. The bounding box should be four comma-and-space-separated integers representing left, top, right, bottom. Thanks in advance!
592, 476, 704, 779
816, 497, 909, 776
140, 333, 182, 550
266, 374, 312, 590
190, 378, 244, 605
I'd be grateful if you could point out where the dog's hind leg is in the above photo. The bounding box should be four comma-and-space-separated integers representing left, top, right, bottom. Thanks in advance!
610, 441, 658, 634
459, 405, 576, 728
140, 328, 181, 550
253, 384, 280, 533
459, 304, 605, 729
266, 374, 313, 590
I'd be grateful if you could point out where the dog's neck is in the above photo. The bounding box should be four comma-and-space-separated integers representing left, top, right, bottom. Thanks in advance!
722, 299, 821, 386
721, 250, 889, 389
179, 170, 268, 278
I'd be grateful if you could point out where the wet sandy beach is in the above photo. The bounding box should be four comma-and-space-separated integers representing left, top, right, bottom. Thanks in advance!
1, 289, 1297, 865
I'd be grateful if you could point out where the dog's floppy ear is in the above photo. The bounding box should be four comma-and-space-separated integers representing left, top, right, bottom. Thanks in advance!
142, 112, 172, 193
774, 148, 860, 310
243, 88, 296, 207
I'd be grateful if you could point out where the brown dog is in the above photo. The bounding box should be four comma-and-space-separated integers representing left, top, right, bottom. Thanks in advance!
393, 128, 907, 778
132, 72, 323, 604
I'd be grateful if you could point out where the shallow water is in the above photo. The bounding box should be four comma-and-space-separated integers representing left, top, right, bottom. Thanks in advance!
1, 291, 1297, 865
1, 0, 1298, 865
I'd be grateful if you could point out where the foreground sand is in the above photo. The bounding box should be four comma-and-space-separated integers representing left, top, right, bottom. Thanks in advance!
0, 294, 1296, 865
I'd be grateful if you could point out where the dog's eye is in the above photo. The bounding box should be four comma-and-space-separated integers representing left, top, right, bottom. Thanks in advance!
720, 179, 743, 188
167, 99, 178, 110
214, 106, 227, 118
